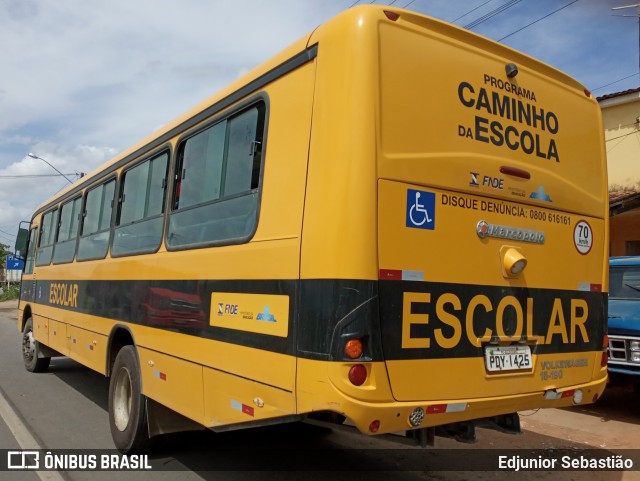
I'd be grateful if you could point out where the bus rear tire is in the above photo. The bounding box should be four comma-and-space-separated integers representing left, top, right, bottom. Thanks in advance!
108, 345, 149, 453
22, 318, 50, 373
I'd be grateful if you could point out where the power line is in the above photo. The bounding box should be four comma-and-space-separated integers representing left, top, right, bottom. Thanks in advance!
592, 73, 640, 92
450, 1, 493, 24
606, 130, 640, 142
498, 0, 579, 42
0, 234, 14, 244
0, 228, 15, 243
0, 174, 77, 179
464, 0, 522, 30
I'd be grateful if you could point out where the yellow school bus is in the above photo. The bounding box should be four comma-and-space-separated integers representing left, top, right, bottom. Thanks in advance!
17, 6, 608, 452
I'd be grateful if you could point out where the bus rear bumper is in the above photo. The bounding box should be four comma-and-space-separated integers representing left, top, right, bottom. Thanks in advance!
297, 359, 608, 437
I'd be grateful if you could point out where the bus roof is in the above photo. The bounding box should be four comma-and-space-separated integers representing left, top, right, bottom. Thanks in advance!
33, 5, 592, 217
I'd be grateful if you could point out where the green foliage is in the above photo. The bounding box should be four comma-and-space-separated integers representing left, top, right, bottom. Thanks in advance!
0, 284, 20, 302
0, 243, 9, 270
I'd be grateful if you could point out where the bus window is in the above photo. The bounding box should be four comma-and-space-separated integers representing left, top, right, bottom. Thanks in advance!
35, 208, 58, 266
77, 179, 116, 261
53, 197, 82, 264
112, 152, 168, 256
24, 227, 39, 275
177, 122, 225, 209
167, 102, 265, 248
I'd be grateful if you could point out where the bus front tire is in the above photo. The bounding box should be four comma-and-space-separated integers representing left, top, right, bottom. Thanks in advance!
108, 346, 149, 453
22, 318, 50, 373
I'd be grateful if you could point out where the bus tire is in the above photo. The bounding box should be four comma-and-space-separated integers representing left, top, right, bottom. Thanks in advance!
108, 345, 149, 453
22, 318, 50, 373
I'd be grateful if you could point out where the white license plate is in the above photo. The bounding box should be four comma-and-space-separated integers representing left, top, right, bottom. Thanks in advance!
485, 345, 532, 372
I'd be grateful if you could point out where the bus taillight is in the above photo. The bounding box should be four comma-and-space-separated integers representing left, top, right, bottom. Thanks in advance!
345, 339, 363, 359
601, 334, 609, 367
348, 364, 367, 386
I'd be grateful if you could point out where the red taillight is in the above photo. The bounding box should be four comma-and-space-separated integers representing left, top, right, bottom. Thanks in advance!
348, 364, 367, 386
561, 389, 575, 398
384, 10, 400, 21
369, 420, 380, 433
584, 88, 592, 98
345, 339, 363, 359
601, 335, 609, 367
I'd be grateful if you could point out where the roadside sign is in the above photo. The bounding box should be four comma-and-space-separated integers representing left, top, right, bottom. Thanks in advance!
5, 255, 24, 271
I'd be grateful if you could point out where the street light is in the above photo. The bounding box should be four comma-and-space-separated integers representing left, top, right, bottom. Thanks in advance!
27, 153, 73, 184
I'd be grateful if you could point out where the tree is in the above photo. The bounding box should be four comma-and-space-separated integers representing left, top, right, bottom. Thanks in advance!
0, 243, 10, 271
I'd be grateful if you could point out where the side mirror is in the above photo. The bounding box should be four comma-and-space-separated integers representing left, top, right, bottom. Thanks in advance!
15, 226, 29, 258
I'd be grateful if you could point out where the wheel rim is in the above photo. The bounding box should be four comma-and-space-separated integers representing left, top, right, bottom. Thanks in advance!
113, 367, 133, 431
22, 330, 35, 363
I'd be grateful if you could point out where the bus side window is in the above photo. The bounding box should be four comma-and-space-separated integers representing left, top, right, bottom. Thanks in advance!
77, 179, 116, 261
112, 152, 168, 256
53, 196, 82, 264
24, 227, 39, 275
167, 101, 265, 248
36, 208, 58, 266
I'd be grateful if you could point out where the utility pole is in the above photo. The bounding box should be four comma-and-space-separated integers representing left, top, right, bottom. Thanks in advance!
612, 4, 640, 72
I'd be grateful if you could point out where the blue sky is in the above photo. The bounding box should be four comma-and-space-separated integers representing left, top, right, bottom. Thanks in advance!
0, 0, 637, 247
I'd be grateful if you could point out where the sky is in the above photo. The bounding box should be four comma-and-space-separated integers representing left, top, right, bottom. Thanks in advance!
0, 0, 638, 249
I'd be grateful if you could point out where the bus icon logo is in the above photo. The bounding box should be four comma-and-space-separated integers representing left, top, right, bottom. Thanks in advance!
406, 189, 435, 230
7, 451, 39, 469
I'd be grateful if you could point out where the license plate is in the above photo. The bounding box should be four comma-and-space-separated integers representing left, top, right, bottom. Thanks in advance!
485, 345, 532, 372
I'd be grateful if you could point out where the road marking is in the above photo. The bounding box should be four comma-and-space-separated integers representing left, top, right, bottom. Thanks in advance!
0, 388, 65, 481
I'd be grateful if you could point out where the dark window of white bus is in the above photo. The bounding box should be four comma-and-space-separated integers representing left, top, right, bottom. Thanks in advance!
36, 208, 58, 266
24, 228, 39, 275
112, 152, 169, 256
53, 196, 82, 264
77, 178, 116, 261
167, 101, 265, 248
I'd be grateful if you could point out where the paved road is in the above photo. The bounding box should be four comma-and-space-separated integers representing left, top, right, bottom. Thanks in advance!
0, 300, 638, 481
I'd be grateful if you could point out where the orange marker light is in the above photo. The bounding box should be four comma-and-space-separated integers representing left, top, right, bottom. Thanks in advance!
345, 339, 363, 359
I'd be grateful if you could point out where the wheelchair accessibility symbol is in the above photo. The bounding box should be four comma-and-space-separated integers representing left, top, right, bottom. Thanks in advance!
406, 189, 435, 230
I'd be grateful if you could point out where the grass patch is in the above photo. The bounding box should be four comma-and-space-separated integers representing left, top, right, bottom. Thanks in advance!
0, 284, 20, 302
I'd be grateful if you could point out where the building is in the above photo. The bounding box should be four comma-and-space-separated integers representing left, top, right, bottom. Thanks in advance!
598, 89, 640, 256
609, 190, 640, 256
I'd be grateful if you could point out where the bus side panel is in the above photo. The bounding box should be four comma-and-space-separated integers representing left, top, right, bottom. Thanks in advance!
32, 314, 49, 347
203, 367, 295, 428
300, 13, 379, 280
48, 319, 68, 356
138, 347, 205, 426
67, 326, 108, 375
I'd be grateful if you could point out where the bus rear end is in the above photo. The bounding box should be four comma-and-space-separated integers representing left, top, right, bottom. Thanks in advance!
376, 10, 608, 426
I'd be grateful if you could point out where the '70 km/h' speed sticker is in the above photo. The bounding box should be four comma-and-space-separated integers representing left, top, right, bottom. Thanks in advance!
574, 220, 593, 255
